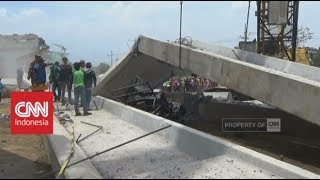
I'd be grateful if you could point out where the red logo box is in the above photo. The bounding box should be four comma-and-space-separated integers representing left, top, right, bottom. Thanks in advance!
11, 92, 53, 134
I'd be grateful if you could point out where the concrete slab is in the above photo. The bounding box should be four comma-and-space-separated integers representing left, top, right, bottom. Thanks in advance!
202, 92, 232, 100
50, 96, 320, 178
128, 155, 280, 179
137, 36, 320, 126
192, 40, 320, 82
93, 52, 176, 98
93, 35, 320, 126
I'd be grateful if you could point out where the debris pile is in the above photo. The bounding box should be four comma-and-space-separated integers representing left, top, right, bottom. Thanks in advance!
110, 76, 185, 122
56, 112, 74, 125
0, 114, 10, 121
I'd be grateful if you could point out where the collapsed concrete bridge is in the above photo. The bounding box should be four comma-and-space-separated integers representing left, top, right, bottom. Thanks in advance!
42, 35, 320, 179
93, 35, 320, 127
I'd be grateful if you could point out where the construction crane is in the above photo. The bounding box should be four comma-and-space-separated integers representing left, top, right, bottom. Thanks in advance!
255, 1, 310, 65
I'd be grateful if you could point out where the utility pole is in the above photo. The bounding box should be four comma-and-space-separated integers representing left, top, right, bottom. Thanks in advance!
107, 50, 113, 66
243, 1, 251, 50
179, 1, 183, 69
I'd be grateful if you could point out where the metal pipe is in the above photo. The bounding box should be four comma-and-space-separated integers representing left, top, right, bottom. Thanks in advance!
145, 80, 158, 99
111, 82, 147, 92
41, 125, 172, 177
114, 88, 152, 99
288, 140, 320, 150
76, 127, 103, 144
93, 100, 99, 110
80, 121, 103, 129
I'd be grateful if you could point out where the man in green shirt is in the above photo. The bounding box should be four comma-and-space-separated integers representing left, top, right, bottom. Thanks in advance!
73, 62, 91, 116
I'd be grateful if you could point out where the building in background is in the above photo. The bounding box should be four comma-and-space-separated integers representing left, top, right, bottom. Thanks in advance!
0, 34, 50, 78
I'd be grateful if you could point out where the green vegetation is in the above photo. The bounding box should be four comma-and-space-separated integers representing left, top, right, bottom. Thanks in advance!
93, 62, 111, 75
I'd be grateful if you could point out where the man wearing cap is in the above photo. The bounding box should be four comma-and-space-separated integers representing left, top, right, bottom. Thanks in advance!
59, 57, 73, 106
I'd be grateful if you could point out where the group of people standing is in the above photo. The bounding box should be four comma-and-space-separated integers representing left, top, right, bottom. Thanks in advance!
25, 55, 97, 116
163, 76, 217, 93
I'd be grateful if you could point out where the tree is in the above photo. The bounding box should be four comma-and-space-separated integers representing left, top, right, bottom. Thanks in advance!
307, 47, 320, 67
296, 27, 320, 67
297, 26, 314, 47
94, 62, 111, 75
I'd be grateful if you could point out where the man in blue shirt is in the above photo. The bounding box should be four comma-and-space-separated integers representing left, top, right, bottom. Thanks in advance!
28, 55, 53, 86
0, 78, 5, 103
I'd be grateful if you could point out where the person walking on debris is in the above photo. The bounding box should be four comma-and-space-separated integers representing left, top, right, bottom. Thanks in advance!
73, 62, 91, 116
84, 62, 97, 110
49, 61, 61, 102
0, 78, 4, 103
16, 67, 23, 90
59, 57, 73, 106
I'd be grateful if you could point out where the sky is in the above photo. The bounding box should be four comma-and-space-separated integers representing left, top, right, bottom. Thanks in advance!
1, 1, 320, 65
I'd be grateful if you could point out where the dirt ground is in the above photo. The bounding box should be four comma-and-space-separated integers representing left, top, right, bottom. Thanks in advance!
0, 98, 53, 179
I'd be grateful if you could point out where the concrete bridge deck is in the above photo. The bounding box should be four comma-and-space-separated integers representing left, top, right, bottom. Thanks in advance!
47, 96, 320, 178
93, 35, 320, 127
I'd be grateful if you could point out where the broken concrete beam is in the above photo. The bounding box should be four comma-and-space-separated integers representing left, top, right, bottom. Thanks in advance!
93, 35, 320, 127
192, 40, 320, 82
92, 52, 176, 98
136, 36, 320, 126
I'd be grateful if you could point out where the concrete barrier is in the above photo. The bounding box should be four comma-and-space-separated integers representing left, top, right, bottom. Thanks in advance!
94, 96, 320, 179
44, 116, 103, 179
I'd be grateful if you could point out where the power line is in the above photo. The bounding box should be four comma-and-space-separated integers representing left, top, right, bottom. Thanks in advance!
107, 50, 113, 66
106, 51, 126, 65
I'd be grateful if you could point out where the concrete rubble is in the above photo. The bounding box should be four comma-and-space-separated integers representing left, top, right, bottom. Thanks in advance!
0, 114, 10, 121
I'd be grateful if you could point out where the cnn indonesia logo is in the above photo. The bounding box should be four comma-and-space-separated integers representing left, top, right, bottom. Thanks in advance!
14, 102, 49, 125
11, 92, 53, 134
